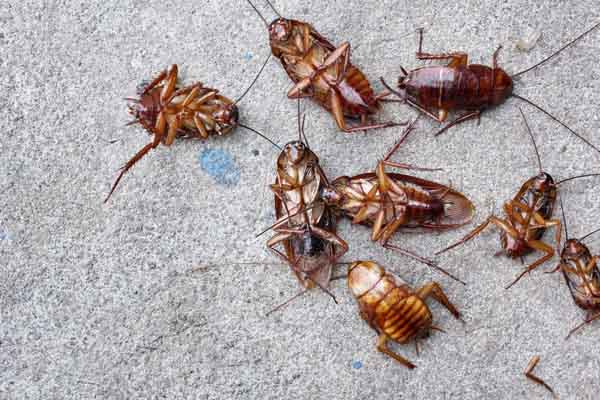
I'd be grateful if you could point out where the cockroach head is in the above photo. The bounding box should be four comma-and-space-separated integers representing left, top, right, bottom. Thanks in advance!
214, 103, 240, 134
491, 68, 513, 106
532, 171, 555, 192
562, 239, 590, 260
127, 89, 162, 131
269, 18, 292, 42
321, 185, 343, 206
282, 140, 307, 164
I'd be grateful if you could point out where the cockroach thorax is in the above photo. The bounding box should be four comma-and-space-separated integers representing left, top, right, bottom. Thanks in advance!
491, 68, 513, 106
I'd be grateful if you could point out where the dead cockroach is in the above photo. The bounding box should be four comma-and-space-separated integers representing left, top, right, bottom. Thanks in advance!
348, 260, 461, 369
381, 23, 600, 153
554, 199, 600, 339
262, 111, 348, 310
437, 108, 600, 289
246, 0, 401, 133
524, 356, 556, 398
105, 58, 279, 201
321, 120, 474, 284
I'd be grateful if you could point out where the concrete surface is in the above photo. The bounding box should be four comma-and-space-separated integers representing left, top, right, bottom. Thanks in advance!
2, 1, 600, 399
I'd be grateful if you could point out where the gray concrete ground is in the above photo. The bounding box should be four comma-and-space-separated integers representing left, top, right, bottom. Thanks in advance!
2, 1, 600, 399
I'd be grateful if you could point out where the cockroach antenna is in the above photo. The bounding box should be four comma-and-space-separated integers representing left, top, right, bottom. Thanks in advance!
234, 54, 271, 105
246, 0, 269, 27
556, 173, 600, 186
512, 21, 600, 79
580, 227, 600, 242
559, 196, 569, 241
511, 93, 600, 154
264, 0, 282, 18
518, 107, 543, 173
238, 123, 281, 150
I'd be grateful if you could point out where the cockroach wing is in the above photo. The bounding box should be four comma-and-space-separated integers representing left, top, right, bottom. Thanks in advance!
387, 173, 475, 228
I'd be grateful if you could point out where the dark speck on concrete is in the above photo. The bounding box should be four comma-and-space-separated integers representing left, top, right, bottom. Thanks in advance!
252, 149, 259, 156
199, 148, 241, 186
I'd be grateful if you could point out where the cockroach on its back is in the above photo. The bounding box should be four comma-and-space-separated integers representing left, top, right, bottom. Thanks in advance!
105, 58, 278, 201
348, 260, 461, 369
438, 108, 600, 289
321, 120, 475, 283
554, 199, 600, 339
246, 0, 401, 133
382, 23, 600, 153
263, 112, 347, 310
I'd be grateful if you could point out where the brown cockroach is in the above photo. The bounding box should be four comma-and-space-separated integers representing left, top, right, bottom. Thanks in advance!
553, 199, 600, 339
263, 112, 348, 308
524, 356, 556, 398
246, 0, 401, 133
437, 108, 600, 289
321, 120, 474, 284
381, 23, 600, 153
105, 58, 279, 201
348, 260, 461, 369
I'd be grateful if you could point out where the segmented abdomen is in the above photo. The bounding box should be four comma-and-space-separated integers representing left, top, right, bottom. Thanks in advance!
406, 66, 491, 111
349, 261, 432, 344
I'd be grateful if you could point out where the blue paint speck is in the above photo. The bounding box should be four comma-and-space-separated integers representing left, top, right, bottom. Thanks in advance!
243, 52, 253, 61
352, 360, 363, 370
199, 148, 240, 186
0, 228, 9, 241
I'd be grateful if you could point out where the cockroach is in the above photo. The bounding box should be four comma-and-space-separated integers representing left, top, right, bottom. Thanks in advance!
524, 356, 556, 398
321, 120, 474, 284
263, 110, 348, 310
437, 108, 600, 289
347, 260, 461, 369
554, 199, 600, 339
381, 23, 600, 153
105, 58, 279, 201
246, 0, 401, 133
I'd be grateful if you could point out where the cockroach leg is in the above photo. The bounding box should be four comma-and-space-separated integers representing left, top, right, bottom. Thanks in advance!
506, 218, 561, 289
376, 334, 416, 369
140, 67, 170, 95
330, 89, 400, 133
415, 28, 469, 68
104, 133, 163, 203
567, 311, 600, 339
415, 282, 461, 320
437, 215, 517, 255
492, 45, 503, 68
524, 356, 556, 398
434, 110, 481, 137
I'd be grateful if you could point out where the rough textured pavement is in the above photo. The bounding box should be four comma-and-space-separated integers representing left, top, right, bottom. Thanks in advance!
2, 1, 600, 399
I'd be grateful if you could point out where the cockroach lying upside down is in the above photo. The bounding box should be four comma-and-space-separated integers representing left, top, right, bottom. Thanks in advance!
246, 0, 401, 133
106, 60, 276, 201
322, 121, 475, 283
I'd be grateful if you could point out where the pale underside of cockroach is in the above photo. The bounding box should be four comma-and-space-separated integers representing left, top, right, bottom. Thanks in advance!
437, 110, 566, 289
438, 172, 561, 289
348, 261, 460, 369
267, 140, 348, 290
558, 238, 600, 338
105, 64, 239, 201
320, 158, 473, 283
266, 16, 399, 133
326, 164, 475, 242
